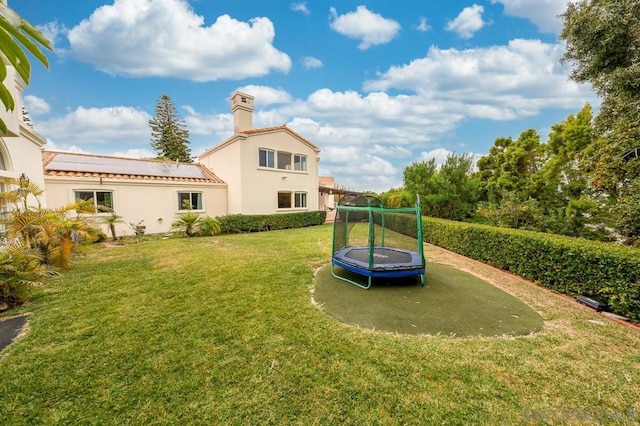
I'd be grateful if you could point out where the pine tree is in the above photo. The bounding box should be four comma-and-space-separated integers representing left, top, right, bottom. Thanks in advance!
149, 94, 192, 162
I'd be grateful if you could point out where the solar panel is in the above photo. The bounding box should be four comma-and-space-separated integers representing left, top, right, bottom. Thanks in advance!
47, 154, 207, 179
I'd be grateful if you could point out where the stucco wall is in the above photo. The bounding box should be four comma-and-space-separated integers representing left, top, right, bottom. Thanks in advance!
199, 140, 243, 214
44, 176, 228, 237
238, 130, 319, 215
0, 65, 47, 206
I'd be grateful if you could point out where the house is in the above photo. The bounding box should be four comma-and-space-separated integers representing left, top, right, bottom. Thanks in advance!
38, 91, 327, 237
0, 59, 47, 203
198, 92, 321, 215
42, 152, 228, 235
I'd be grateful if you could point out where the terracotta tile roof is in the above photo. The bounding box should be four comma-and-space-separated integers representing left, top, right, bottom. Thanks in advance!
42, 151, 225, 184
242, 125, 321, 152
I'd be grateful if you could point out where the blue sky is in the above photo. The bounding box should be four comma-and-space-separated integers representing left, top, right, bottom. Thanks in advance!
17, 0, 597, 192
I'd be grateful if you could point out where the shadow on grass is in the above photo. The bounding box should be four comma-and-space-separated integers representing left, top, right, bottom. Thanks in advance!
314, 263, 543, 337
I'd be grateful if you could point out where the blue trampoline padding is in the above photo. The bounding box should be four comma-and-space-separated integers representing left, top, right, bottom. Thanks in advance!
332, 246, 425, 278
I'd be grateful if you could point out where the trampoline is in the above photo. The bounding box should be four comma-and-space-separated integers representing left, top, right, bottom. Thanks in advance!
331, 194, 425, 289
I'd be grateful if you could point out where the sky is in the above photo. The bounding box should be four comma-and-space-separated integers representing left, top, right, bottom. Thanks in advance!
16, 0, 598, 193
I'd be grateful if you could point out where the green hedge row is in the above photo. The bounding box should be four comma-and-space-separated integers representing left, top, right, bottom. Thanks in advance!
219, 211, 326, 234
422, 217, 640, 322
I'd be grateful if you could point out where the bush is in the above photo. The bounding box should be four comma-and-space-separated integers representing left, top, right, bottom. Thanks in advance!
219, 211, 326, 234
0, 247, 56, 308
422, 217, 640, 322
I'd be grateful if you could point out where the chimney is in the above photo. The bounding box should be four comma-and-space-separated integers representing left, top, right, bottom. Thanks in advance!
231, 92, 254, 134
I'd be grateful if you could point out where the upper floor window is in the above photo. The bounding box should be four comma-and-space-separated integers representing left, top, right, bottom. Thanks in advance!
259, 149, 275, 168
259, 148, 308, 172
178, 191, 203, 210
294, 154, 307, 172
74, 190, 114, 212
277, 151, 292, 170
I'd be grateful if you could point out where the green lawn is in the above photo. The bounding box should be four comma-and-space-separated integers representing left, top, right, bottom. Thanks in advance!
1, 224, 639, 424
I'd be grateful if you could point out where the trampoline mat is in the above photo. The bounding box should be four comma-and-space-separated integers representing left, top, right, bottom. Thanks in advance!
334, 246, 423, 271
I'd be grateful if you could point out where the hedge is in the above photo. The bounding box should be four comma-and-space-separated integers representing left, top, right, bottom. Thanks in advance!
219, 211, 326, 234
422, 217, 640, 322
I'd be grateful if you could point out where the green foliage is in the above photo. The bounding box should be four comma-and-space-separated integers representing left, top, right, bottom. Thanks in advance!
1, 178, 98, 270
560, 0, 640, 240
171, 212, 201, 237
422, 217, 640, 321
378, 188, 413, 208
149, 94, 192, 162
219, 211, 326, 234
0, 3, 52, 133
99, 211, 125, 241
403, 153, 479, 220
0, 246, 55, 307
199, 216, 222, 236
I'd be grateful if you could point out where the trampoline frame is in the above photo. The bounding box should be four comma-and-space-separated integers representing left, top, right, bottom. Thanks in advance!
330, 195, 425, 289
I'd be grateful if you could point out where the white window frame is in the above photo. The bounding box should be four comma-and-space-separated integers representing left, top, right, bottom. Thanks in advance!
74, 190, 114, 212
294, 154, 307, 172
295, 192, 307, 208
258, 148, 275, 168
178, 191, 203, 211
277, 151, 292, 170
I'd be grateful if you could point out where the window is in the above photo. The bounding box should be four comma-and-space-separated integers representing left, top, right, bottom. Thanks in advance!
178, 192, 203, 210
295, 192, 307, 208
259, 149, 275, 168
277, 151, 292, 170
294, 154, 307, 172
278, 192, 292, 209
278, 191, 307, 209
74, 190, 114, 211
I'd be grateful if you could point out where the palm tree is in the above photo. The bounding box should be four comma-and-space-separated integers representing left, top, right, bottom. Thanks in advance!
1, 178, 99, 268
171, 213, 202, 237
0, 2, 53, 133
100, 209, 125, 241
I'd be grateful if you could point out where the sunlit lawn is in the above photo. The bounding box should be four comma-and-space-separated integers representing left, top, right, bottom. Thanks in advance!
0, 224, 639, 424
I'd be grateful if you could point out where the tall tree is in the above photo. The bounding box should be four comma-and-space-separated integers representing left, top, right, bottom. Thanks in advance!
149, 94, 192, 162
560, 0, 640, 241
0, 2, 52, 133
403, 153, 478, 220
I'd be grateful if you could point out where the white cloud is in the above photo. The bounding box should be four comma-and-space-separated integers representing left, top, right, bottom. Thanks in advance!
66, 0, 291, 81
38, 106, 152, 144
417, 17, 431, 32
183, 106, 232, 136
290, 2, 310, 15
23, 95, 51, 115
363, 39, 596, 119
112, 148, 156, 159
302, 56, 323, 69
36, 21, 65, 50
418, 148, 483, 172
329, 6, 400, 50
491, 0, 571, 34
371, 144, 412, 158
43, 139, 89, 153
235, 85, 293, 106
446, 4, 486, 39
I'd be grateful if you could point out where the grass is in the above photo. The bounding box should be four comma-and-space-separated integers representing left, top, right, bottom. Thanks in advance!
0, 224, 639, 424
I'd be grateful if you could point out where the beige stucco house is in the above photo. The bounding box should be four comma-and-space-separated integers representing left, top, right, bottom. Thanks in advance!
38, 91, 327, 237
198, 92, 321, 215
43, 151, 228, 236
0, 59, 47, 204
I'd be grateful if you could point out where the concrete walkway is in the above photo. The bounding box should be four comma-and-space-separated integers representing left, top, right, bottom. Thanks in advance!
0, 316, 27, 355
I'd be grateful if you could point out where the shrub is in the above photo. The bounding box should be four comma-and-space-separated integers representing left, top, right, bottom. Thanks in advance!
422, 217, 640, 322
219, 211, 326, 234
0, 246, 57, 308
